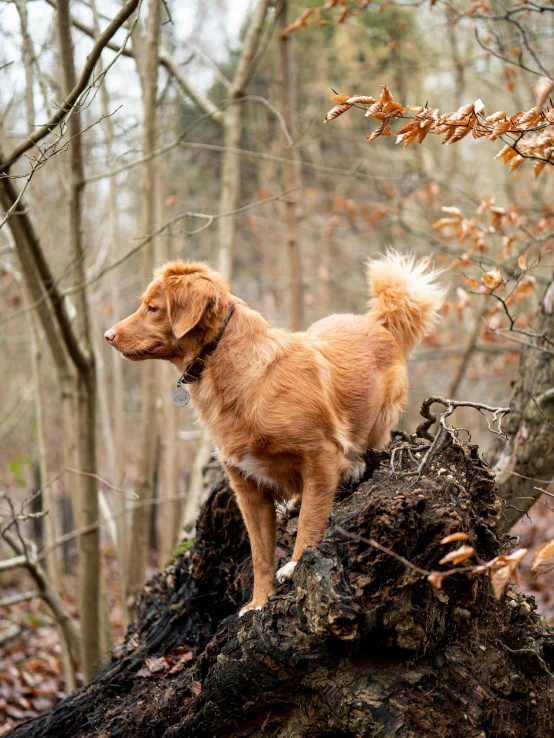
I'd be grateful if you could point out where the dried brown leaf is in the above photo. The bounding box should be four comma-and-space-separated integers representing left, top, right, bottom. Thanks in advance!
379, 84, 394, 104
533, 77, 554, 109
531, 539, 554, 571
440, 532, 469, 544
439, 545, 475, 566
481, 268, 503, 290
330, 93, 351, 103
491, 565, 511, 599
324, 103, 351, 123
441, 206, 463, 219
346, 95, 376, 105
433, 217, 459, 229
427, 573, 444, 589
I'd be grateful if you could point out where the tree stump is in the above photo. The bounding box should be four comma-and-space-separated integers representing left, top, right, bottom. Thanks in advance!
8, 421, 554, 738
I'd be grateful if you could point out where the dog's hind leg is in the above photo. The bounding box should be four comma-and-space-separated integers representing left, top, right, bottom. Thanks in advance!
228, 469, 277, 615
367, 366, 408, 450
277, 443, 342, 583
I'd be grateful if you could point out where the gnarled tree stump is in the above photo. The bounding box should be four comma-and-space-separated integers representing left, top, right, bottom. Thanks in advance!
8, 420, 554, 738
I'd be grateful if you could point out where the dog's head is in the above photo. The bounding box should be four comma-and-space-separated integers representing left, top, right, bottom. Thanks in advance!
105, 261, 229, 363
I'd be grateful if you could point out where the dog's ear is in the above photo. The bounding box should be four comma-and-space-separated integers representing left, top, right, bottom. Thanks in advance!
163, 270, 220, 339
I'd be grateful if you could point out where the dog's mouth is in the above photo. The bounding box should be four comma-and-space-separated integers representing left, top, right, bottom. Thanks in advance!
121, 342, 165, 359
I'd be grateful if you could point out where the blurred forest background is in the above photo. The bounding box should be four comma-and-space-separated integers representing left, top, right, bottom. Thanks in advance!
1, 0, 553, 731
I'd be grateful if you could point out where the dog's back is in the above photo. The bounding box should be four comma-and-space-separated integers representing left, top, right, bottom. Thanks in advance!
304, 251, 445, 451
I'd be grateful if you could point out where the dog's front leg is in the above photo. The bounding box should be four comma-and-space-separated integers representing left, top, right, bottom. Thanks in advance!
227, 469, 276, 615
277, 447, 340, 583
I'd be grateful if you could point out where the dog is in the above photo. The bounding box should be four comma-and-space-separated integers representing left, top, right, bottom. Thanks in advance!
105, 251, 445, 615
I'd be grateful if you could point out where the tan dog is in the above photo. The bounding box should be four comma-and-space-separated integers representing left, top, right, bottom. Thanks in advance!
105, 252, 445, 614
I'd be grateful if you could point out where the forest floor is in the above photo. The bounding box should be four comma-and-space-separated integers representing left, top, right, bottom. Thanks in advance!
0, 553, 157, 735
1, 484, 554, 734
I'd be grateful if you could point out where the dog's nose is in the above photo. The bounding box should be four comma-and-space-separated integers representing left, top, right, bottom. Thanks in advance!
104, 328, 116, 343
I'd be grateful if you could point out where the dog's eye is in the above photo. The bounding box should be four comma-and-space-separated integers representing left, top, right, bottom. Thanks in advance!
147, 305, 158, 314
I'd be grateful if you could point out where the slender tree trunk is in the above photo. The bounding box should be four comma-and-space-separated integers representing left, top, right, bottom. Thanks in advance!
126, 0, 162, 621
448, 304, 488, 398
180, 435, 213, 537
90, 0, 129, 627
57, 0, 102, 679
156, 174, 181, 565
216, 105, 242, 280
277, 0, 303, 331
489, 278, 554, 528
14, 0, 77, 690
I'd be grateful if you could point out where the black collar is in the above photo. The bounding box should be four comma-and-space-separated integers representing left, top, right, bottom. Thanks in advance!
177, 304, 235, 386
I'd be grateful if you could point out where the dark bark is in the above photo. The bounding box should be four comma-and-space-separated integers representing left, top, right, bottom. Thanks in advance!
8, 417, 554, 738
489, 278, 554, 529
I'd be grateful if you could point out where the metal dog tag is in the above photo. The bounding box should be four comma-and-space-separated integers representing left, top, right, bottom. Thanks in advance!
172, 386, 190, 407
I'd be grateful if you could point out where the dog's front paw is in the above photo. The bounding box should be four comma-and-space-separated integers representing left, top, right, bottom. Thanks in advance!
276, 560, 297, 584
239, 596, 269, 617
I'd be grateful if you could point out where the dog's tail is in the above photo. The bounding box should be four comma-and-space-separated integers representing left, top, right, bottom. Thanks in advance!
366, 250, 446, 356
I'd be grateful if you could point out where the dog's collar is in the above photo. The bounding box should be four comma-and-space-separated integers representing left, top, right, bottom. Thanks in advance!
177, 304, 235, 386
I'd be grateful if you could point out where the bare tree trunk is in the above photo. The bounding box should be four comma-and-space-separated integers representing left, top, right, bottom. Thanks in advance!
126, 0, 162, 621
29, 312, 78, 691
277, 0, 303, 331
180, 434, 213, 537
489, 278, 554, 528
448, 304, 488, 398
14, 0, 77, 690
90, 0, 129, 627
57, 0, 102, 679
156, 174, 181, 565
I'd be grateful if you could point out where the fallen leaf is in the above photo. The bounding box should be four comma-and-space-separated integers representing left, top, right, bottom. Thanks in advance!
440, 532, 469, 545
439, 545, 475, 566
145, 656, 168, 674
427, 573, 443, 589
532, 539, 554, 571
491, 565, 511, 599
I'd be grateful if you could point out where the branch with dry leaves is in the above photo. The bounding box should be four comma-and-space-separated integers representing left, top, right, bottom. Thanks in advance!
324, 80, 554, 177
336, 526, 533, 600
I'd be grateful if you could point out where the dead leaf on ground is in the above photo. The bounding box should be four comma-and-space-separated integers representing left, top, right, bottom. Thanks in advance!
491, 565, 512, 599
440, 532, 469, 545
439, 545, 475, 566
427, 573, 444, 589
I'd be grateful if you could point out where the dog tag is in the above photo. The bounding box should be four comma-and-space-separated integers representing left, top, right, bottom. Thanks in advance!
172, 386, 190, 407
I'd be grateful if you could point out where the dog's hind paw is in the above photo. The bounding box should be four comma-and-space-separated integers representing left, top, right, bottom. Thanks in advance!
276, 560, 297, 584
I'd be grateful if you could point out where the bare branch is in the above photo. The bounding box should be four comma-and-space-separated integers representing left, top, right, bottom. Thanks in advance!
159, 47, 223, 125
0, 0, 141, 172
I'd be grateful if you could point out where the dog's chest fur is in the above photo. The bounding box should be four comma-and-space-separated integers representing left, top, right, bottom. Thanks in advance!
227, 453, 279, 489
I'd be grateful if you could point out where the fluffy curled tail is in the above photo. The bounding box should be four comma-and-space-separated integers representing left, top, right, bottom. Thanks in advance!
366, 250, 446, 356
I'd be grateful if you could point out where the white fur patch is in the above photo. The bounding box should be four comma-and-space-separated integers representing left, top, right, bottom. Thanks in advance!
276, 560, 297, 583
239, 604, 263, 617
232, 453, 278, 489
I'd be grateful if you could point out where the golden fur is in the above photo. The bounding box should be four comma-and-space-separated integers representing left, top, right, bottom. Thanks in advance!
105, 252, 445, 613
